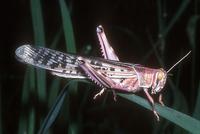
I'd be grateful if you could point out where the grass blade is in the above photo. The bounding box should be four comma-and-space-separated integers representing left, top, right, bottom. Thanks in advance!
28, 109, 35, 134
59, 0, 78, 96
30, 0, 46, 101
59, 3, 78, 133
50, 27, 62, 49
48, 27, 63, 107
48, 78, 61, 108
38, 83, 69, 134
59, 0, 76, 53
30, 0, 46, 45
18, 115, 27, 134
18, 67, 36, 134
187, 15, 199, 105
118, 93, 200, 134
193, 81, 200, 120
21, 68, 30, 104
187, 15, 199, 50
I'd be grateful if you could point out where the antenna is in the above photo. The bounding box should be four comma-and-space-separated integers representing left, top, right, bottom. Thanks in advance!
167, 51, 191, 73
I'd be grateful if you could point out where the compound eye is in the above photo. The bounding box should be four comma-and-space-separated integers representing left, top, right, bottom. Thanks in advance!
157, 71, 164, 80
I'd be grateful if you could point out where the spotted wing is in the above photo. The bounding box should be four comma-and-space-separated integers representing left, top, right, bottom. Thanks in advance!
15, 44, 86, 79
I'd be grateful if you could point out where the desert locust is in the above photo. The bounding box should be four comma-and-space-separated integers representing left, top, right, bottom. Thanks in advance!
15, 25, 190, 121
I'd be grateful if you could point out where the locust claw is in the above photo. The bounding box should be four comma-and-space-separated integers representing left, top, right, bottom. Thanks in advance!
144, 88, 160, 121
112, 90, 117, 101
153, 110, 160, 121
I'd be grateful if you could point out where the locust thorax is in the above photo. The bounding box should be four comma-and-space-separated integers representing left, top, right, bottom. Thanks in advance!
151, 68, 167, 94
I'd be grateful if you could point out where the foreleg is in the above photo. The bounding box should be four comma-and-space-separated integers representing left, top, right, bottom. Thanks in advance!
144, 88, 160, 121
158, 94, 165, 106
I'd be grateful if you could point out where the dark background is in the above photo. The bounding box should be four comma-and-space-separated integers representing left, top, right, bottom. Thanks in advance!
1, 0, 200, 133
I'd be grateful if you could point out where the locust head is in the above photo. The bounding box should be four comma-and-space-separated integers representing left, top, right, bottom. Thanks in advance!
152, 69, 167, 94
151, 51, 191, 94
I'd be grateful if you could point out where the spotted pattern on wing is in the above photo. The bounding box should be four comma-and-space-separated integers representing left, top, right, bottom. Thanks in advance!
15, 45, 85, 78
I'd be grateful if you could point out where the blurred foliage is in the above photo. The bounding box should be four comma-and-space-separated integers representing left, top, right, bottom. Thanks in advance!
1, 0, 200, 134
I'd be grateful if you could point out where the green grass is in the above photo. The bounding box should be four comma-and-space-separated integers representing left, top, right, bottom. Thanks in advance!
14, 0, 200, 134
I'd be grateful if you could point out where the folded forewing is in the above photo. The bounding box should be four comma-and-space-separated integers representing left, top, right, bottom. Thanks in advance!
15, 45, 136, 80
15, 45, 85, 79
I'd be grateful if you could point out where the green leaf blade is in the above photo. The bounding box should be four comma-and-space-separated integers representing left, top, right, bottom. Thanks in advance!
59, 0, 76, 53
30, 0, 46, 101
118, 93, 200, 134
